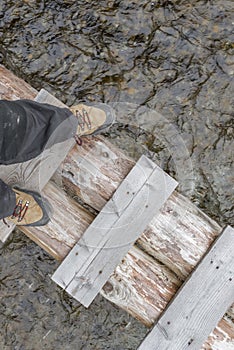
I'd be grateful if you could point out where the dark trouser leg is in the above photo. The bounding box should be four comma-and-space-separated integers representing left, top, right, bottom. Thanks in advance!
0, 179, 16, 219
0, 99, 78, 165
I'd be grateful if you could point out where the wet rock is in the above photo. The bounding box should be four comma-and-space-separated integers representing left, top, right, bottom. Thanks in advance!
0, 0, 233, 348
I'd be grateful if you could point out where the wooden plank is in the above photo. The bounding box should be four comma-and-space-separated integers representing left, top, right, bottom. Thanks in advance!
202, 318, 234, 349
58, 137, 234, 325
52, 155, 178, 307
0, 65, 233, 348
0, 89, 75, 242
59, 138, 223, 278
138, 226, 234, 350
0, 65, 37, 101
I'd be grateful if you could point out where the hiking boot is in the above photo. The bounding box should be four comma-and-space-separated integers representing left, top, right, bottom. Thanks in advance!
70, 103, 115, 138
4, 188, 51, 227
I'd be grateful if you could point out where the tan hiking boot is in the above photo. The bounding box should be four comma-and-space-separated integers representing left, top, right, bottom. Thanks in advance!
4, 188, 51, 226
70, 103, 115, 138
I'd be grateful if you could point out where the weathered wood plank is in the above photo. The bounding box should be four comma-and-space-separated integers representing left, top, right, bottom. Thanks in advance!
52, 155, 178, 307
0, 65, 37, 101
59, 137, 223, 279
0, 65, 233, 348
0, 88, 75, 242
138, 192, 223, 279
138, 226, 234, 350
202, 318, 234, 349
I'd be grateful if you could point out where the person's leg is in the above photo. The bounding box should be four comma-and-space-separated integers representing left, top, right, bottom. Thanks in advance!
0, 99, 114, 226
0, 99, 115, 165
0, 179, 16, 220
0, 100, 78, 165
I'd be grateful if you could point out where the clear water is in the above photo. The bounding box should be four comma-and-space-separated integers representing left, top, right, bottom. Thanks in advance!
0, 1, 233, 349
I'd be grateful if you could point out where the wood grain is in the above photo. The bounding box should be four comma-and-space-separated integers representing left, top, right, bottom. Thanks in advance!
52, 155, 177, 307
0, 65, 37, 100
57, 137, 223, 278
57, 124, 234, 344
202, 318, 234, 350
0, 65, 233, 349
138, 226, 234, 350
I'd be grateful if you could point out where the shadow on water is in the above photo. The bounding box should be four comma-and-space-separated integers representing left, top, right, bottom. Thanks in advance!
0, 0, 233, 349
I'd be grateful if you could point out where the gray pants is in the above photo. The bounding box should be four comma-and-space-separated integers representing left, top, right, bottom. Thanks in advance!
0, 99, 78, 219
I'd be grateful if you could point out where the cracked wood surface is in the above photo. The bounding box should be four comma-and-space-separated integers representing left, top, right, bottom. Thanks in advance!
138, 226, 234, 350
52, 155, 177, 307
0, 65, 233, 349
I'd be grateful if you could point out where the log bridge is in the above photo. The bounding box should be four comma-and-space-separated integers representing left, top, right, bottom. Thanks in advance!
0, 65, 233, 350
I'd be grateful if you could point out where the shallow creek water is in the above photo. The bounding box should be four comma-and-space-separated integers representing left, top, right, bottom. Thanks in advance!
0, 1, 233, 349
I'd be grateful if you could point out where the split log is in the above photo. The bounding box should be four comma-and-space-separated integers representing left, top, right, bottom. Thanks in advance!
61, 137, 234, 326
138, 226, 234, 350
58, 137, 222, 279
0, 65, 233, 348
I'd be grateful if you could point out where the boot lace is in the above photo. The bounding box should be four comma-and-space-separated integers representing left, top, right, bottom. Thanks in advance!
2, 198, 30, 227
74, 108, 92, 146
